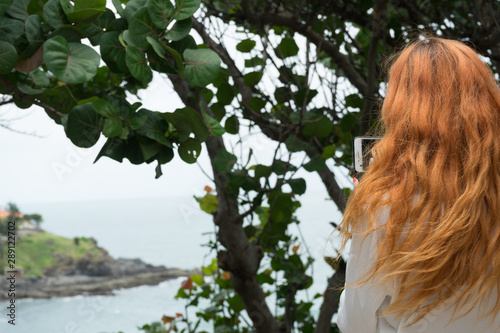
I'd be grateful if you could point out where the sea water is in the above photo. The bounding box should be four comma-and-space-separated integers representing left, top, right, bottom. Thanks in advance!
0, 194, 342, 333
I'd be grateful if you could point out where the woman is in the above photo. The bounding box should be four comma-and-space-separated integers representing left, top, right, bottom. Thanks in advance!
337, 37, 500, 332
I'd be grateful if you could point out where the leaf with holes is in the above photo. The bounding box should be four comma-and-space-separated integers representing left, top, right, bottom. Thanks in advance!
178, 138, 201, 163
183, 48, 220, 87
43, 36, 100, 84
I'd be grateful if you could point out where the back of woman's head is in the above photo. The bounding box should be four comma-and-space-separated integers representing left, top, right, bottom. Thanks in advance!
340, 37, 500, 325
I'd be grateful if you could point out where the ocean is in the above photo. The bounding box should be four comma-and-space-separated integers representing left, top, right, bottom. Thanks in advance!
0, 194, 343, 333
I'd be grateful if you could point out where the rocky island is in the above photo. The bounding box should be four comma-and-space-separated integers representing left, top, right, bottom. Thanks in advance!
0, 205, 196, 300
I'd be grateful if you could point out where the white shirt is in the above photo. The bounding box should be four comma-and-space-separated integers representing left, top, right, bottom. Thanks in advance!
337, 206, 500, 333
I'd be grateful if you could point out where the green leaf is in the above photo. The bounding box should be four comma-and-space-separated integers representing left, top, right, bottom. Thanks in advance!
74, 0, 106, 11
92, 99, 120, 117
0, 16, 24, 43
138, 136, 162, 160
126, 45, 153, 85
244, 56, 265, 69
160, 111, 191, 141
253, 164, 270, 178
178, 138, 201, 163
183, 48, 221, 87
6, 0, 29, 20
27, 69, 49, 87
176, 107, 208, 142
66, 103, 102, 148
272, 159, 296, 175
275, 37, 299, 59
213, 148, 236, 173
207, 115, 225, 137
102, 118, 123, 137
164, 18, 191, 41
146, 36, 167, 59
51, 25, 85, 42
0, 41, 17, 74
226, 295, 245, 312
99, 31, 127, 73
302, 117, 334, 138
345, 93, 364, 109
123, 0, 146, 22
111, 0, 124, 16
216, 82, 233, 105
38, 85, 77, 113
243, 71, 263, 86
190, 273, 204, 286
321, 144, 336, 159
303, 155, 326, 172
130, 114, 147, 130
199, 193, 217, 214
147, 0, 174, 29
134, 109, 172, 147
43, 0, 69, 29
82, 8, 115, 45
94, 137, 126, 163
250, 96, 266, 111
236, 39, 256, 52
169, 34, 196, 54
25, 15, 43, 44
66, 0, 106, 23
43, 35, 100, 84
0, 0, 13, 17
288, 178, 306, 195
128, 7, 160, 49
224, 115, 239, 134
17, 82, 43, 95
173, 0, 200, 20
285, 134, 310, 152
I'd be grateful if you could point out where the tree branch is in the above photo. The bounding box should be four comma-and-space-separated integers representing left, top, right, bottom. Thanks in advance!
0, 75, 62, 118
168, 74, 283, 333
314, 258, 346, 333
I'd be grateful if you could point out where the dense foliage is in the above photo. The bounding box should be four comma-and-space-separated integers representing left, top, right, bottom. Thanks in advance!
0, 0, 499, 332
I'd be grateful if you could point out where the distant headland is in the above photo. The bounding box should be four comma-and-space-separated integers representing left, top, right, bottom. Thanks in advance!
0, 203, 196, 300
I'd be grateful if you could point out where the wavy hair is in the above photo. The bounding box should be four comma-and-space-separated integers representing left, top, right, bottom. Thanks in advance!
338, 37, 500, 325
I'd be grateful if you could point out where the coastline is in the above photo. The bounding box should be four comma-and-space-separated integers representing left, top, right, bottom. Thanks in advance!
1, 266, 197, 300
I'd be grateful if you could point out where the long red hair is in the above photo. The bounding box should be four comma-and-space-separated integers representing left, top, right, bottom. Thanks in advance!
339, 37, 500, 324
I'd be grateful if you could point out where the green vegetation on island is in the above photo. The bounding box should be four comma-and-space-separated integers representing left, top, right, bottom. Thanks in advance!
0, 203, 104, 278
1, 232, 104, 277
